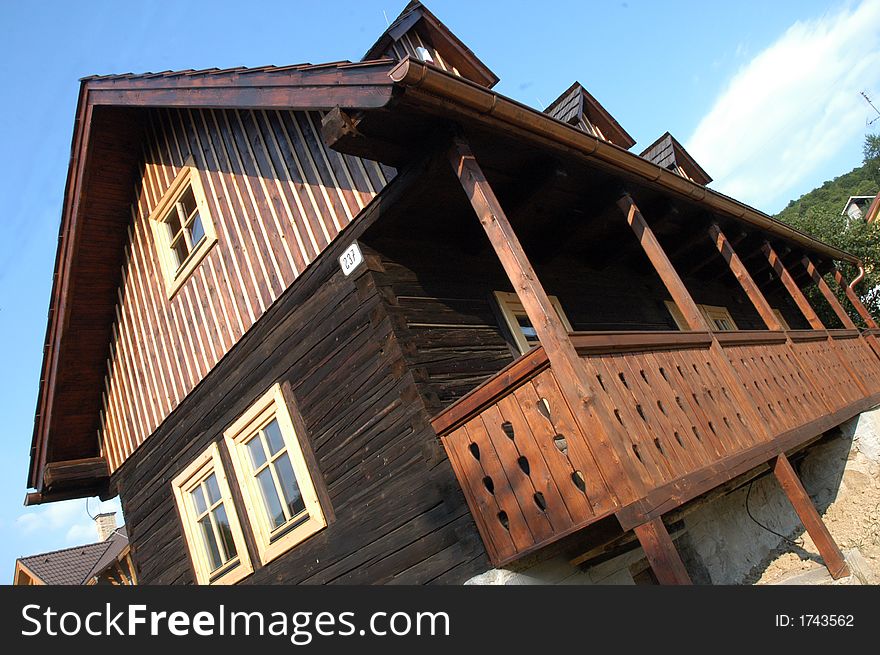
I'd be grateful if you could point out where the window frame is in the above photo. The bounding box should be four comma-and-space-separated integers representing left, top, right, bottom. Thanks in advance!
665, 300, 739, 332
223, 383, 327, 565
494, 290, 574, 355
148, 156, 218, 299
171, 443, 253, 585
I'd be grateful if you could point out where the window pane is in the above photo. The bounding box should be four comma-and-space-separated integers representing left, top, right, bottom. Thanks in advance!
189, 213, 205, 245
204, 473, 221, 505
166, 210, 182, 237
191, 485, 207, 515
273, 453, 306, 517
198, 516, 223, 571
517, 315, 539, 343
263, 419, 285, 456
172, 239, 189, 269
180, 186, 198, 218
212, 504, 237, 561
256, 468, 286, 528
246, 436, 267, 470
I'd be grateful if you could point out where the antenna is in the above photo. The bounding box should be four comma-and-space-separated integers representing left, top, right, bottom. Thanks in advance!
383, 10, 390, 27
862, 91, 880, 126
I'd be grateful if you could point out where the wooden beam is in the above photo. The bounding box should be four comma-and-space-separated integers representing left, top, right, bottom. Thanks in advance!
685, 230, 747, 278
619, 197, 771, 441
618, 195, 709, 331
710, 224, 783, 330
43, 457, 109, 489
832, 267, 878, 329
772, 453, 850, 579
803, 256, 857, 329
632, 518, 692, 585
447, 133, 642, 505
762, 242, 824, 330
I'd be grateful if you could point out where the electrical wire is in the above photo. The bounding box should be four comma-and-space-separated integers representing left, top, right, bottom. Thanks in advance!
745, 480, 802, 547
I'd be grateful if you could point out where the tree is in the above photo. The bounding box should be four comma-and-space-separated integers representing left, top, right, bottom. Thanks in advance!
774, 136, 880, 325
865, 133, 880, 185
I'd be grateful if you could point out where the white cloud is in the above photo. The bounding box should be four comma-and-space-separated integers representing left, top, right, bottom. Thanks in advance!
16, 498, 121, 546
687, 0, 880, 212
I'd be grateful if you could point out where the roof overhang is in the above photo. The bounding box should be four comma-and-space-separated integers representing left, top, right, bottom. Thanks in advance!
341, 58, 859, 266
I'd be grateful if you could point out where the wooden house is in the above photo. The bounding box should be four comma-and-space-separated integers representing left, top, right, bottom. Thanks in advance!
25, 1, 880, 584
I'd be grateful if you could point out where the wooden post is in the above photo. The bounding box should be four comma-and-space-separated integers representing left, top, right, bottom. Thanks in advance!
773, 454, 850, 579
709, 223, 783, 331
832, 267, 878, 329
618, 197, 769, 444
618, 195, 709, 331
762, 242, 825, 330
446, 134, 642, 505
633, 518, 692, 585
802, 256, 857, 329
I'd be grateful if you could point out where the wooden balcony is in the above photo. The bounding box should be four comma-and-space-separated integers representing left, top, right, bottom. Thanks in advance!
431, 329, 880, 567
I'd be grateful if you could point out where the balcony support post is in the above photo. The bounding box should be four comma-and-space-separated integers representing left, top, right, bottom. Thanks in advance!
802, 257, 857, 329
446, 132, 642, 507
633, 518, 692, 585
618, 195, 709, 331
617, 196, 770, 445
832, 267, 878, 329
708, 223, 784, 330
762, 242, 825, 330
772, 453, 850, 579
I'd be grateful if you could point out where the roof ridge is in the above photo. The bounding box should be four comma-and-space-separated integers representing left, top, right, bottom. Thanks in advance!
18, 535, 113, 563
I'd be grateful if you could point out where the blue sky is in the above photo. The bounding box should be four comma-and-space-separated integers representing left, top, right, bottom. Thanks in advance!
1, 0, 878, 582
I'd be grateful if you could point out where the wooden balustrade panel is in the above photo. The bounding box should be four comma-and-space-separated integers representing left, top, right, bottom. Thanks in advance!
438, 333, 880, 566
831, 336, 880, 395
788, 339, 862, 411
440, 368, 612, 564
579, 345, 763, 490
722, 342, 825, 434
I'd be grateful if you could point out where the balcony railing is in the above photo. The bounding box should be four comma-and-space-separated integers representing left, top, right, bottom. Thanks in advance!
431, 329, 880, 566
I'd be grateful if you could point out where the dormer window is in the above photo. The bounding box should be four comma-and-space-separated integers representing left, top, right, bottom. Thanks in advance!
148, 156, 218, 298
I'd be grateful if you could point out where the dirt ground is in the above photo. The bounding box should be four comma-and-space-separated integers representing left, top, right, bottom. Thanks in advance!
754, 444, 880, 585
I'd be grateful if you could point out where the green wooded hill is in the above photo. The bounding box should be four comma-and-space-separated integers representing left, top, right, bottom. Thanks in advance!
773, 163, 880, 321
776, 163, 877, 226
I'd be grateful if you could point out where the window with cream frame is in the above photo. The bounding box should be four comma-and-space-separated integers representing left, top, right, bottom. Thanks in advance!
494, 291, 574, 355
148, 156, 217, 298
665, 300, 791, 331
171, 443, 252, 585
224, 383, 327, 565
665, 300, 738, 331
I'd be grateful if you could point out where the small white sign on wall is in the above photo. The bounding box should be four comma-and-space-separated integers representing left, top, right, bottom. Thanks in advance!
339, 242, 364, 277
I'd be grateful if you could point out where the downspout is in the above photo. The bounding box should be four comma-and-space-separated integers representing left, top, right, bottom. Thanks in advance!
849, 264, 866, 290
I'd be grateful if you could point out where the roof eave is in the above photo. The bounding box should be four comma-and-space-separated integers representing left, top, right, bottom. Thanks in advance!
388, 58, 860, 265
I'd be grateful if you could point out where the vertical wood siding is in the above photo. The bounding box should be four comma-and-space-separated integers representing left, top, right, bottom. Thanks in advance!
100, 108, 393, 472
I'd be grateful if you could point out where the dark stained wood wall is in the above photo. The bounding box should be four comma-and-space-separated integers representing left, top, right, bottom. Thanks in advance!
362, 232, 809, 416
113, 214, 487, 584
101, 108, 394, 471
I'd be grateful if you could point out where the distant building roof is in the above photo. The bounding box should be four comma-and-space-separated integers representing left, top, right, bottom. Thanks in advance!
15, 527, 128, 585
